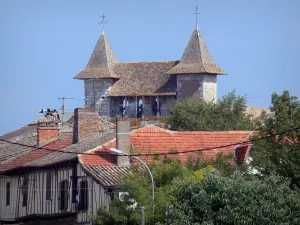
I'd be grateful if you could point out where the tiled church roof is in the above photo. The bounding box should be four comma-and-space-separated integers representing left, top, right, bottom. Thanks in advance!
167, 27, 226, 75
108, 61, 178, 96
74, 33, 119, 79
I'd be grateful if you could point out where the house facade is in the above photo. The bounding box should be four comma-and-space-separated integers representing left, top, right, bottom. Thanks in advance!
74, 26, 226, 118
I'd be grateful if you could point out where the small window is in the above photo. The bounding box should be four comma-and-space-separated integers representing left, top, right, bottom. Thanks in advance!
78, 180, 88, 211
6, 182, 10, 206
46, 172, 52, 201
22, 176, 28, 207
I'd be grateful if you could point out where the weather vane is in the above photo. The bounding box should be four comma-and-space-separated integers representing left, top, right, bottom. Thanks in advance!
194, 6, 200, 29
99, 13, 108, 33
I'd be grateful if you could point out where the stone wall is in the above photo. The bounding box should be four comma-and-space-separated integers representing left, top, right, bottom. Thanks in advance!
176, 74, 217, 103
84, 79, 114, 117
160, 96, 177, 116
202, 75, 217, 103
176, 75, 204, 101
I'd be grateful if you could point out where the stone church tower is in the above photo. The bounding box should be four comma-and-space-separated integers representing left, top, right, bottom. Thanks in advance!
167, 25, 226, 102
74, 25, 226, 117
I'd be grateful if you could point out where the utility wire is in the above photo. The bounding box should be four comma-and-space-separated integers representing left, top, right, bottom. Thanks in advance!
0, 127, 299, 158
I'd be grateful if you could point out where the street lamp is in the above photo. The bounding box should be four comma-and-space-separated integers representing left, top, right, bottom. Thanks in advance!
109, 148, 155, 213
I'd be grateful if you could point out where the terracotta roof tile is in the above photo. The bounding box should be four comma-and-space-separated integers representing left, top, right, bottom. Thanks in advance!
80, 125, 253, 166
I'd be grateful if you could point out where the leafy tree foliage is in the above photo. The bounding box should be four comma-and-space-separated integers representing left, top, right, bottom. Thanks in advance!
169, 174, 300, 225
93, 155, 237, 225
168, 90, 255, 131
252, 90, 300, 189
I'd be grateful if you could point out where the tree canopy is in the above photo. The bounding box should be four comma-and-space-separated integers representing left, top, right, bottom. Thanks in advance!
170, 174, 300, 225
252, 90, 300, 189
168, 90, 255, 131
93, 154, 238, 225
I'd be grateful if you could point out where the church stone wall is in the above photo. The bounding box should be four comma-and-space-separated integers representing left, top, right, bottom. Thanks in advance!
84, 79, 114, 117
202, 75, 217, 103
160, 96, 177, 116
176, 74, 217, 103
176, 75, 204, 101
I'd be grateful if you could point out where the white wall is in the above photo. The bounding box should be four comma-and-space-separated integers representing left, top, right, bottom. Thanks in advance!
202, 75, 217, 103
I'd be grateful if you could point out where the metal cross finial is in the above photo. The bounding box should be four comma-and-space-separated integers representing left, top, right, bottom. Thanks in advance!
194, 6, 200, 29
99, 13, 108, 34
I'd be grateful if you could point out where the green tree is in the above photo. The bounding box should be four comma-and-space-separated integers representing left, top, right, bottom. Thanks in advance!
252, 90, 300, 189
168, 90, 255, 131
169, 174, 300, 225
93, 155, 239, 225
92, 158, 188, 225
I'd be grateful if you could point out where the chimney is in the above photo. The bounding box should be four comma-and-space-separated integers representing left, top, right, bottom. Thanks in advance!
37, 126, 59, 145
116, 118, 130, 167
73, 108, 100, 143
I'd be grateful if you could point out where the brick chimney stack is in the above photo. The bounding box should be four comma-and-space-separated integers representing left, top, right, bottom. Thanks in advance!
37, 126, 59, 145
116, 118, 130, 167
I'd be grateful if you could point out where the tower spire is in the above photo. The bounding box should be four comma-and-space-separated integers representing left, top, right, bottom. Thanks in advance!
194, 6, 200, 30
99, 13, 108, 34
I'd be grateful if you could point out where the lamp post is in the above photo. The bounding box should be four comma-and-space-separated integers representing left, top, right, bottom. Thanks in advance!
109, 148, 155, 213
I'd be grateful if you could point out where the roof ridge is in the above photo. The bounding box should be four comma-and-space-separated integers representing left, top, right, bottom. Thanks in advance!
131, 124, 176, 134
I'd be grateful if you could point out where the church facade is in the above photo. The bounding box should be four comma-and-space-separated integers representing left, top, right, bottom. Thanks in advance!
74, 25, 226, 118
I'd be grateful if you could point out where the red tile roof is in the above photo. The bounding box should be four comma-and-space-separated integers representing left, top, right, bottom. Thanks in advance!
80, 125, 253, 166
0, 133, 73, 172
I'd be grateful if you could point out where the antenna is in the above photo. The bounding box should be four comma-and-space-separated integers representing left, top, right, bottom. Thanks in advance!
58, 97, 74, 123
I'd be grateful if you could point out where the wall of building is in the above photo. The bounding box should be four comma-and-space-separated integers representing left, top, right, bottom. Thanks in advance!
76, 165, 111, 224
160, 96, 177, 116
110, 97, 137, 118
84, 75, 216, 118
0, 164, 112, 224
109, 96, 176, 117
202, 75, 217, 103
0, 167, 73, 222
176, 75, 204, 101
176, 74, 217, 103
84, 79, 114, 117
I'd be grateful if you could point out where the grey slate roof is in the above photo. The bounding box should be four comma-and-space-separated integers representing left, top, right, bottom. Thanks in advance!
0, 136, 37, 164
108, 61, 178, 96
74, 33, 119, 79
25, 129, 116, 167
81, 164, 134, 188
166, 27, 226, 75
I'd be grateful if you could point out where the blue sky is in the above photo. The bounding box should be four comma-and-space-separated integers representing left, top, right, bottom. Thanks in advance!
0, 0, 299, 135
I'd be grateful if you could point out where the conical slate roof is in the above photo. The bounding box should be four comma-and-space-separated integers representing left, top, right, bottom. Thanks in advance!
74, 32, 119, 79
167, 27, 226, 75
